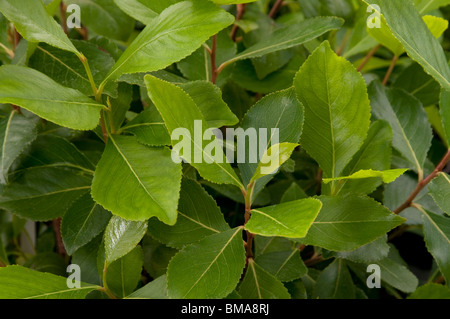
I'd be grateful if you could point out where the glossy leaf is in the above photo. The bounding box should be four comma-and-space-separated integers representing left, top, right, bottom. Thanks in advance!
0, 65, 103, 130
104, 216, 147, 265
167, 227, 245, 299
323, 169, 407, 184
91, 135, 182, 224
101, 0, 234, 86
0, 265, 98, 299
148, 178, 230, 249
238, 259, 291, 299
245, 198, 322, 238
303, 195, 405, 251
294, 41, 371, 182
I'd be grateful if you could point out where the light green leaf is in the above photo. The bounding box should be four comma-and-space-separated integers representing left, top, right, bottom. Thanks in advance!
238, 258, 291, 299
112, 0, 157, 24
61, 193, 111, 255
0, 111, 38, 184
439, 89, 450, 146
211, 0, 257, 4
144, 75, 243, 189
313, 259, 355, 299
255, 249, 307, 282
0, 65, 103, 130
323, 169, 407, 184
148, 178, 230, 249
106, 246, 144, 298
0, 166, 92, 221
221, 17, 344, 69
104, 216, 147, 265
126, 275, 169, 299
245, 198, 322, 238
421, 208, 450, 285
415, 0, 450, 14
408, 283, 450, 299
365, 0, 450, 90
0, 0, 79, 55
368, 81, 432, 175
250, 143, 298, 183
167, 227, 245, 299
101, 0, 234, 86
294, 41, 371, 183
0, 265, 99, 299
91, 135, 182, 224
303, 195, 405, 251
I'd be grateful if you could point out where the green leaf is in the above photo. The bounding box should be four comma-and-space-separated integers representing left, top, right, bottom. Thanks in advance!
303, 195, 405, 251
245, 198, 322, 238
104, 216, 147, 265
126, 275, 169, 299
211, 0, 257, 4
421, 208, 450, 285
0, 265, 99, 299
101, 0, 234, 86
415, 0, 450, 14
91, 135, 182, 224
0, 0, 79, 55
148, 178, 230, 249
65, 0, 134, 41
280, 182, 308, 203
365, 0, 450, 90
71, 235, 103, 285
222, 17, 344, 69
0, 111, 38, 184
313, 259, 355, 299
439, 89, 450, 146
429, 173, 450, 215
323, 169, 407, 184
368, 81, 432, 175
121, 108, 170, 146
294, 41, 371, 184
336, 236, 390, 263
408, 283, 450, 299
142, 235, 177, 278
0, 166, 92, 221
112, 0, 157, 24
250, 143, 299, 183
61, 192, 111, 255
144, 75, 243, 189
167, 227, 245, 299
238, 258, 291, 299
0, 65, 103, 130
255, 249, 307, 282
106, 246, 144, 298
377, 258, 419, 293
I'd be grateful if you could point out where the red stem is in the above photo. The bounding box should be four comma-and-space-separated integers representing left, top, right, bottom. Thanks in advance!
268, 0, 284, 19
357, 44, 381, 72
230, 4, 246, 42
382, 55, 398, 85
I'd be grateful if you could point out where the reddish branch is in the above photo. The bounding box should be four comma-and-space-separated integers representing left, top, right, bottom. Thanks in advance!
60, 2, 68, 34
230, 4, 247, 42
268, 0, 284, 19
52, 218, 66, 257
394, 150, 450, 214
357, 44, 381, 72
382, 55, 398, 85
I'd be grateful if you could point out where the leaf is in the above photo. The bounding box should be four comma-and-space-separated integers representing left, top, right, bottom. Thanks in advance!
71, 235, 103, 285
104, 216, 147, 265
368, 81, 432, 175
0, 265, 99, 299
238, 259, 291, 299
313, 259, 355, 299
280, 182, 308, 203
255, 249, 307, 282
148, 178, 230, 249
376, 258, 419, 293
61, 192, 111, 255
336, 236, 390, 263
112, 0, 157, 24
211, 0, 257, 4
365, 0, 450, 90
294, 41, 371, 184
0, 111, 38, 184
323, 169, 407, 184
245, 198, 322, 238
65, 0, 134, 41
415, 0, 450, 14
121, 108, 170, 146
167, 227, 245, 299
429, 173, 450, 215
126, 275, 169, 299
408, 283, 450, 299
144, 75, 243, 189
303, 195, 405, 251
106, 246, 144, 298
28, 42, 117, 98
222, 17, 344, 68
0, 166, 92, 221
142, 235, 177, 278
439, 89, 450, 146
250, 143, 299, 183
101, 0, 234, 86
0, 65, 103, 130
421, 209, 450, 285
91, 135, 182, 224
0, 0, 79, 55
